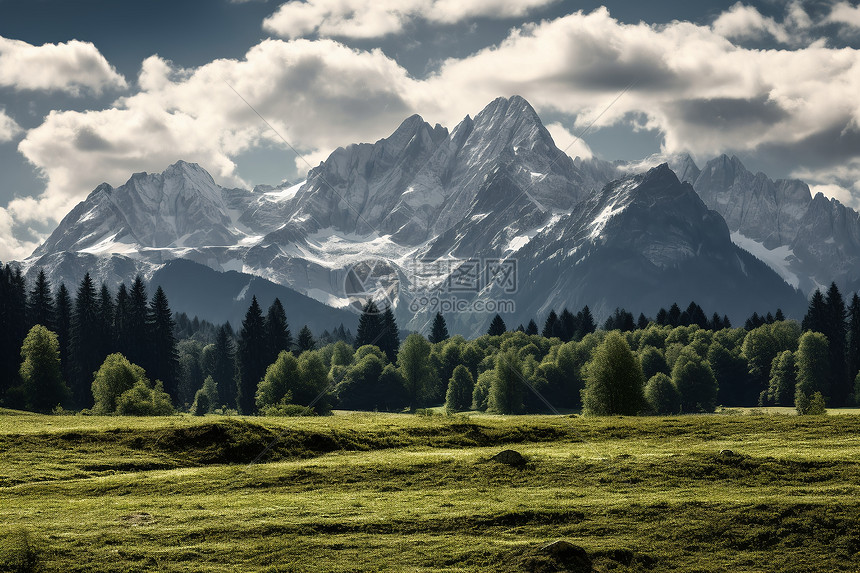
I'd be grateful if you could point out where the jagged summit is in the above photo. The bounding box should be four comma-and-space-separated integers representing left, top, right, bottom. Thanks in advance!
23, 94, 851, 332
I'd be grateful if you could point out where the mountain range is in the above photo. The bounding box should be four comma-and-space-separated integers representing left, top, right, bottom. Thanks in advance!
18, 95, 860, 335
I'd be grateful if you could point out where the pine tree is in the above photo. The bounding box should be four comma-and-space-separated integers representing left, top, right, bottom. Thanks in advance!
69, 273, 101, 409
824, 282, 849, 405
487, 314, 507, 336
577, 306, 596, 336
354, 300, 384, 349
429, 312, 449, 344
1, 266, 28, 395
636, 313, 650, 330
297, 325, 316, 353
802, 289, 827, 333
775, 308, 786, 322
27, 269, 55, 331
114, 283, 131, 357
265, 298, 292, 364
212, 325, 237, 409
559, 308, 577, 342
55, 283, 73, 388
379, 305, 400, 363
722, 315, 732, 329
148, 286, 179, 402
127, 276, 149, 369
847, 293, 860, 387
525, 320, 539, 336
655, 308, 668, 326
709, 313, 723, 331
542, 310, 559, 338
96, 283, 115, 359
667, 303, 682, 327
237, 296, 268, 414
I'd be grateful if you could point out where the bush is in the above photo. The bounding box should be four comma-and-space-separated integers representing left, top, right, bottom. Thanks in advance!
191, 376, 218, 415
91, 353, 149, 414
260, 401, 316, 416
0, 527, 42, 573
797, 391, 827, 416
644, 373, 681, 415
115, 380, 174, 416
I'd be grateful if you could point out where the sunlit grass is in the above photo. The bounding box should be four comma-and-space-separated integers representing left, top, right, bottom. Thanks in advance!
2, 412, 860, 571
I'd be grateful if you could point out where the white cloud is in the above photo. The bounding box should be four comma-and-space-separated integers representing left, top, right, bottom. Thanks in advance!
0, 108, 21, 142
712, 2, 792, 43
827, 1, 860, 29
8, 7, 860, 257
0, 36, 127, 95
544, 122, 592, 160
0, 207, 41, 262
12, 40, 423, 228
262, 0, 559, 39
810, 183, 860, 210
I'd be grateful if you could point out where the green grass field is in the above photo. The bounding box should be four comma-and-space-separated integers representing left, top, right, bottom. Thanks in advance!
2, 410, 860, 572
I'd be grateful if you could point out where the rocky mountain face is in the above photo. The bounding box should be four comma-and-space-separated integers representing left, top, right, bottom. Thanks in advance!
466, 165, 805, 333
688, 154, 860, 293
19, 95, 833, 333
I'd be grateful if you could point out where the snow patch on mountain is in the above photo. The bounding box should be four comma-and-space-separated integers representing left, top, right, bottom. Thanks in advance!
731, 231, 799, 288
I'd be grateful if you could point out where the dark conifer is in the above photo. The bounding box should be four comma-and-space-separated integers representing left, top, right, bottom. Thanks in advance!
824, 282, 848, 405
802, 289, 827, 333
69, 273, 101, 408
265, 298, 292, 363
846, 293, 860, 388
96, 283, 115, 358
354, 300, 384, 349
559, 308, 577, 342
55, 283, 73, 386
127, 276, 149, 368
297, 325, 316, 352
237, 296, 267, 414
379, 305, 400, 363
667, 303, 682, 327
487, 314, 507, 336
148, 286, 179, 401
213, 325, 237, 408
27, 269, 55, 331
636, 313, 649, 330
542, 310, 559, 338
429, 312, 449, 344
578, 306, 596, 336
525, 319, 539, 336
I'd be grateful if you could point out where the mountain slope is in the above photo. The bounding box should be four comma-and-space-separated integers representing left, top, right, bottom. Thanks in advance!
465, 164, 806, 332
691, 154, 860, 292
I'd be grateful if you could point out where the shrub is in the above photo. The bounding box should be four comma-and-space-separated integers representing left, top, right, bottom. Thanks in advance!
644, 373, 681, 415
115, 380, 174, 416
91, 353, 149, 414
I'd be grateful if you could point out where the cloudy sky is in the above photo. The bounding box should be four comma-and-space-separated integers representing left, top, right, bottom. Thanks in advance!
1, 0, 860, 261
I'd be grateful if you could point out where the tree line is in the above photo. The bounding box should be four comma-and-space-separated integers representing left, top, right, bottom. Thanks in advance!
4, 261, 859, 417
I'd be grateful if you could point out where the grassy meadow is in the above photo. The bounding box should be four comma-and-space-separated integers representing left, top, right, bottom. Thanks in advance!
2, 409, 860, 572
